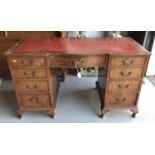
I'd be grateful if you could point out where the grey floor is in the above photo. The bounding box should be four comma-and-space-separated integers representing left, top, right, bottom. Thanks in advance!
147, 76, 155, 86
0, 75, 155, 123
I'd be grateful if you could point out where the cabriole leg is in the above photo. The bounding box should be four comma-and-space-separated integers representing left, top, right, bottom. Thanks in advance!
100, 109, 108, 118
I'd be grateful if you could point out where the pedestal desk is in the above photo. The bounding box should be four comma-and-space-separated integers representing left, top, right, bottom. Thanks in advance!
5, 37, 150, 118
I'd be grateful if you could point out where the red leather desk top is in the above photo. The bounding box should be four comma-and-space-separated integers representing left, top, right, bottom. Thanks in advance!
13, 37, 149, 55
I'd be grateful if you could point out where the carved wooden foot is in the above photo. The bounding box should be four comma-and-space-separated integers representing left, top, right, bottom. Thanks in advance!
18, 114, 22, 119
18, 109, 24, 119
100, 109, 108, 118
99, 113, 104, 118
130, 108, 138, 118
49, 109, 56, 118
50, 114, 55, 118
132, 113, 136, 118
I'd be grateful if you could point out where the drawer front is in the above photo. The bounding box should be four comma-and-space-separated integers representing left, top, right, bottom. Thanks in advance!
106, 93, 137, 106
12, 68, 47, 79
107, 80, 140, 93
16, 80, 49, 92
51, 56, 74, 67
19, 94, 51, 108
9, 57, 46, 66
51, 55, 106, 68
110, 56, 146, 67
109, 67, 143, 79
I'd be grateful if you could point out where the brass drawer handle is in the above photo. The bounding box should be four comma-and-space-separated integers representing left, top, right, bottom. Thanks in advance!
80, 60, 85, 65
24, 71, 36, 78
29, 96, 40, 103
120, 71, 132, 77
115, 97, 126, 102
118, 84, 129, 89
26, 84, 39, 90
12, 59, 17, 63
21, 59, 33, 66
74, 59, 85, 67
122, 59, 134, 66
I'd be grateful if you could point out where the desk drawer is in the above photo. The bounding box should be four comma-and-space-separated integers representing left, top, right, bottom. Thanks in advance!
109, 67, 143, 79
106, 93, 137, 106
9, 57, 46, 66
16, 80, 49, 92
19, 94, 51, 108
110, 56, 146, 67
107, 80, 140, 93
12, 68, 47, 79
50, 55, 106, 68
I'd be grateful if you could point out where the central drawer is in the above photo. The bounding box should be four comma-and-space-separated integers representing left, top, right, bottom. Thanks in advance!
109, 67, 144, 79
12, 68, 47, 79
50, 55, 106, 68
16, 80, 49, 92
19, 94, 52, 108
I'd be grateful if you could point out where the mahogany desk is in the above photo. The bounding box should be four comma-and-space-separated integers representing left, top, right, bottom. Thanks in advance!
5, 37, 150, 118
